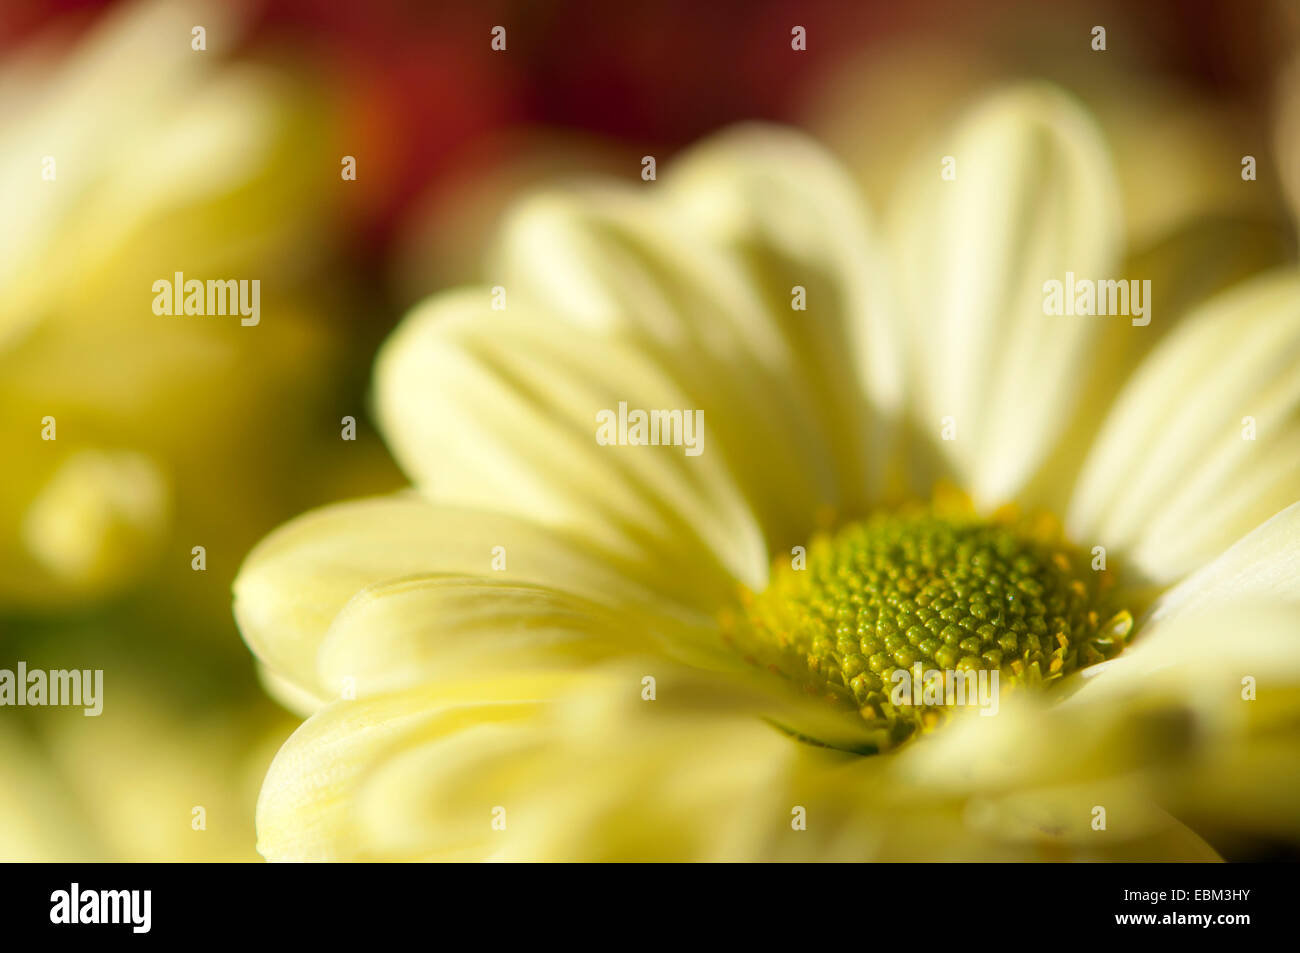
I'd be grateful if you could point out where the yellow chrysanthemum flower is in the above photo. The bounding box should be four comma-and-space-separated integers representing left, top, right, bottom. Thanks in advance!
237, 86, 1300, 861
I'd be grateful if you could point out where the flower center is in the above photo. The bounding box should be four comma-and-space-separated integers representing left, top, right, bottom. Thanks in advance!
730, 502, 1132, 748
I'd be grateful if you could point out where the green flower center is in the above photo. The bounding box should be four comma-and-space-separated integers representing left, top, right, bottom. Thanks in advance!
730, 503, 1132, 748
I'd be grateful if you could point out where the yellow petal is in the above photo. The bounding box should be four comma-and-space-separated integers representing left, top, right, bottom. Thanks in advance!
1068, 272, 1300, 581
234, 494, 689, 700
314, 575, 653, 698
888, 83, 1122, 506
258, 665, 860, 862
1062, 601, 1300, 845
489, 127, 895, 545
1138, 500, 1300, 630
257, 677, 563, 861
258, 659, 1219, 861
664, 124, 905, 509
375, 291, 767, 592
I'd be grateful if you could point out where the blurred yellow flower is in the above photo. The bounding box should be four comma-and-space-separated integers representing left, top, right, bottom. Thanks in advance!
237, 87, 1300, 861
0, 677, 297, 862
0, 0, 368, 863
1, 0, 340, 609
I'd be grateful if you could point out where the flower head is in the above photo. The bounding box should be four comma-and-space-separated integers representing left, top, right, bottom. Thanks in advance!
238, 86, 1300, 861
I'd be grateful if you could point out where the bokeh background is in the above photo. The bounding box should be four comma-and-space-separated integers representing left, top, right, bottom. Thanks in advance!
2, 0, 1298, 860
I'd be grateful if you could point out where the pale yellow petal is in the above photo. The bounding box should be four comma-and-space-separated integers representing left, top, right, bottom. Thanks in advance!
233, 494, 686, 700
375, 291, 767, 592
1141, 500, 1300, 627
1068, 272, 1300, 581
314, 575, 653, 699
259, 660, 1219, 862
258, 665, 870, 862
490, 126, 897, 546
888, 83, 1122, 506
664, 124, 905, 507
1062, 602, 1300, 844
257, 679, 564, 862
